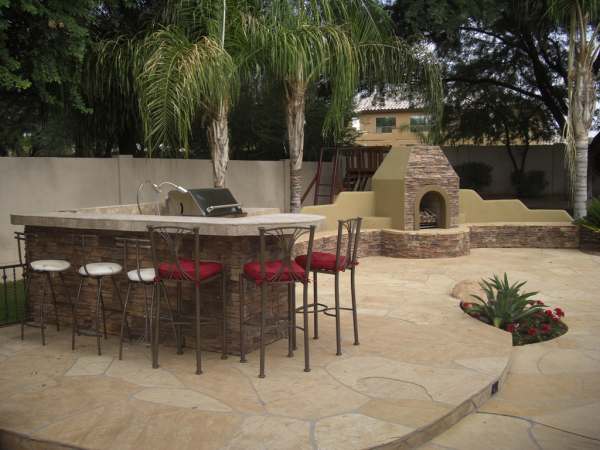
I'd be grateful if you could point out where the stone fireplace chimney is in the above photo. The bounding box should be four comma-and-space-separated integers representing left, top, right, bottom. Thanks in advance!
372, 145, 459, 231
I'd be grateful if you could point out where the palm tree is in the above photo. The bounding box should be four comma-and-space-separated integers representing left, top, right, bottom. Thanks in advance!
138, 0, 239, 187
91, 1, 239, 186
239, 0, 443, 212
547, 0, 599, 219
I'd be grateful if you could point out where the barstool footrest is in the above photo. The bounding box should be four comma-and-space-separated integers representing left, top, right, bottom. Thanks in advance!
21, 321, 47, 329
295, 302, 329, 314
76, 328, 105, 338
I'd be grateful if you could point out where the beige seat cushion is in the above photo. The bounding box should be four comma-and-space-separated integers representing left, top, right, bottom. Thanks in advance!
127, 268, 156, 283
30, 260, 70, 272
78, 262, 122, 277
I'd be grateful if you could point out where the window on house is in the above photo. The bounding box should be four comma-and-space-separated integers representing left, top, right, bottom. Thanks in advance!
410, 115, 432, 133
375, 117, 396, 133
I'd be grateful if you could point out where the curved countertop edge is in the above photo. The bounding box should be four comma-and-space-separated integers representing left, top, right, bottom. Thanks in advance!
10, 212, 325, 236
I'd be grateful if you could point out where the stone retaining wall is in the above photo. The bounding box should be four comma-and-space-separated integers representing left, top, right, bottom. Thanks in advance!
469, 224, 579, 249
381, 228, 470, 258
303, 223, 578, 260
579, 226, 600, 252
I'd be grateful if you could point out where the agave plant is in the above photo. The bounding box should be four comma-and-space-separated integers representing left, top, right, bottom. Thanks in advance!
470, 273, 543, 329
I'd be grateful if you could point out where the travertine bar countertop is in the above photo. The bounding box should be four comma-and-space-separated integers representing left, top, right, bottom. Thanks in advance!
11, 205, 324, 236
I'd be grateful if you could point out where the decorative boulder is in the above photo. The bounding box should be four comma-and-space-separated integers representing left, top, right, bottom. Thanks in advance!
451, 280, 486, 304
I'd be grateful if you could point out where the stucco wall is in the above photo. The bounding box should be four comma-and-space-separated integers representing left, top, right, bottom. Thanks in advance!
301, 191, 392, 231
301, 189, 572, 232
443, 145, 568, 197
458, 190, 573, 223
0, 157, 323, 265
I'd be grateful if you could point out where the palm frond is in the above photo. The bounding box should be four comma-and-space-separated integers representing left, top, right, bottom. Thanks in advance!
138, 26, 238, 155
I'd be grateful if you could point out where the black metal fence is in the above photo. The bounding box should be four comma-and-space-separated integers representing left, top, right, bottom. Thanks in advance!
0, 263, 26, 326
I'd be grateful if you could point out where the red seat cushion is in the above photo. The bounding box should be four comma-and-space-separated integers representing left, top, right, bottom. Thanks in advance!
243, 260, 306, 284
157, 259, 223, 282
295, 252, 348, 271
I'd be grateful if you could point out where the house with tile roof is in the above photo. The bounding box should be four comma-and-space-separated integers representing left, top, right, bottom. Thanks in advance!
352, 91, 430, 148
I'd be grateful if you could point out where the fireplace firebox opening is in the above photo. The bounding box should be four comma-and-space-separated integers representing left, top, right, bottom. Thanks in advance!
416, 190, 448, 230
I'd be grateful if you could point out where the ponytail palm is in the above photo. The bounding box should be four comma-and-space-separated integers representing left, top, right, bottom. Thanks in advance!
240, 0, 443, 212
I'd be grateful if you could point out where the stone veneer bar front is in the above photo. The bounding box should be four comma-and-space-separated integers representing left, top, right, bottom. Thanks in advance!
11, 206, 324, 354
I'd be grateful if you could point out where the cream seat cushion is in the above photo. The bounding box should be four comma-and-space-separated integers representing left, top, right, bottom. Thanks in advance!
78, 262, 122, 277
30, 260, 71, 272
127, 268, 156, 283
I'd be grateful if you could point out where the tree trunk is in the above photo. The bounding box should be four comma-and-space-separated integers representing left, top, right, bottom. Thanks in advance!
285, 82, 307, 213
571, 57, 595, 219
574, 135, 589, 218
207, 102, 230, 188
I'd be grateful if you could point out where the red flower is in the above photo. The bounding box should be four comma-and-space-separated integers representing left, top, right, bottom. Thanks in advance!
545, 309, 554, 317
535, 300, 545, 306
528, 327, 538, 336
506, 323, 517, 333
541, 323, 551, 334
554, 307, 565, 318
462, 302, 473, 309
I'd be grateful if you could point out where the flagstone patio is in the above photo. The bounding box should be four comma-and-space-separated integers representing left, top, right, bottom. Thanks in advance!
0, 247, 598, 450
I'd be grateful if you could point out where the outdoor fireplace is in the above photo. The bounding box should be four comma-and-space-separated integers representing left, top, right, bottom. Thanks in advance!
418, 190, 448, 229
372, 144, 459, 231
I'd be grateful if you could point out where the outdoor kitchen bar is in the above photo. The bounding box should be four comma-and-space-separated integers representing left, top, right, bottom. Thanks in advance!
10, 188, 324, 355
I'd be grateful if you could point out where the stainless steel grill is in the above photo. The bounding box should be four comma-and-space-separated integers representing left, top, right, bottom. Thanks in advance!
166, 188, 244, 217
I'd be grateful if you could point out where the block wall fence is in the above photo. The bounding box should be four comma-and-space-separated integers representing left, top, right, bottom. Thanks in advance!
0, 157, 328, 265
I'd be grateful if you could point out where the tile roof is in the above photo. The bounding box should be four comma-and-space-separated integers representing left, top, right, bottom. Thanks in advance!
354, 91, 421, 113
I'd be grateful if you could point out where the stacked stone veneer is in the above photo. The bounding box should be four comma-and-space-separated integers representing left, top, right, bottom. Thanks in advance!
469, 223, 579, 248
24, 226, 290, 355
299, 223, 578, 259
402, 145, 460, 230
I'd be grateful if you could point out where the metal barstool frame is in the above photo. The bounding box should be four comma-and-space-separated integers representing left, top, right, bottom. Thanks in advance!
72, 233, 126, 355
301, 217, 362, 356
148, 226, 228, 375
239, 225, 316, 378
115, 236, 178, 365
15, 232, 73, 346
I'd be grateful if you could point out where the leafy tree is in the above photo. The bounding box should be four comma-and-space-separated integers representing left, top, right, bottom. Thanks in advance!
0, 0, 96, 155
391, 0, 599, 201
227, 81, 350, 161
444, 83, 557, 196
75, 0, 164, 157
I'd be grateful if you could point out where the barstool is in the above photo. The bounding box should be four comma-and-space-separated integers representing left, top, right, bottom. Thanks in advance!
148, 226, 228, 374
116, 236, 177, 367
240, 225, 316, 378
15, 232, 73, 345
72, 234, 125, 355
295, 217, 362, 355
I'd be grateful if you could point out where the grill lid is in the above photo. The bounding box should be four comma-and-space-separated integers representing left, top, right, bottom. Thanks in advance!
167, 188, 244, 217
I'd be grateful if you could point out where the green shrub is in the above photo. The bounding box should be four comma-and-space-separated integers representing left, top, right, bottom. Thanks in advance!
461, 273, 568, 345
468, 273, 541, 328
455, 162, 493, 191
579, 196, 600, 231
510, 170, 548, 197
